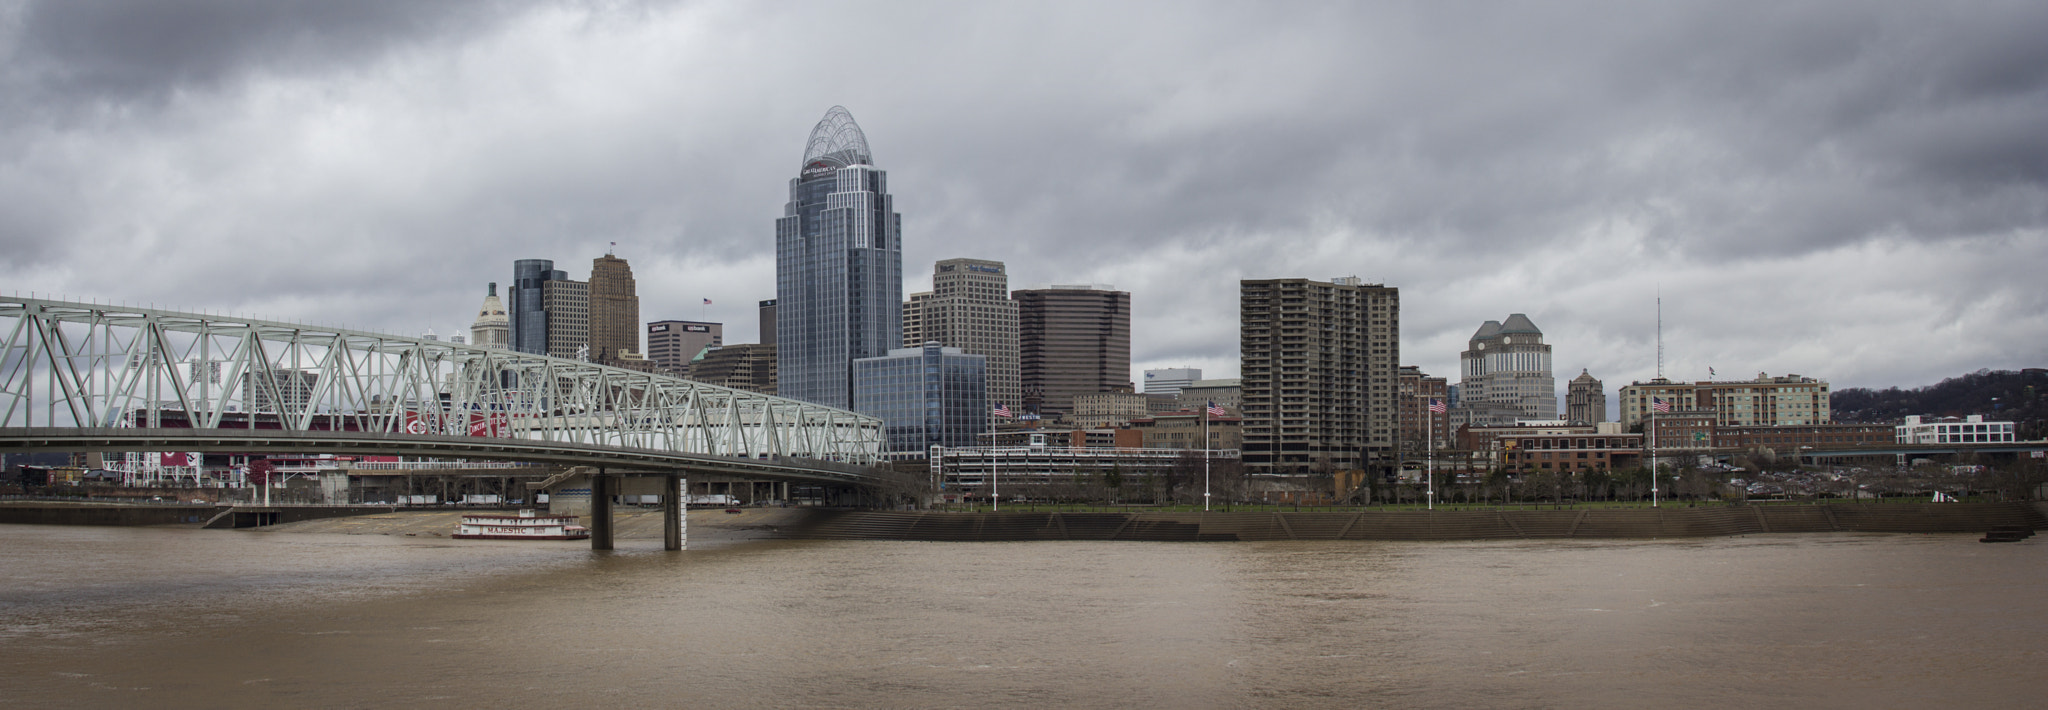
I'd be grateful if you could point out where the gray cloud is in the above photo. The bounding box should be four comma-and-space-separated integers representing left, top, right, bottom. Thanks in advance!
0, 0, 2042, 395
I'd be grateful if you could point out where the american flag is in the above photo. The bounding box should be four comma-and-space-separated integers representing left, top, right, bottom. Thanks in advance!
1428, 398, 1446, 413
993, 403, 1012, 418
702, 298, 712, 305
1652, 396, 1672, 413
1207, 401, 1227, 417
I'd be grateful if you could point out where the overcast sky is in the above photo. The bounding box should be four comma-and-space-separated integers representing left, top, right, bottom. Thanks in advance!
3, 0, 2043, 398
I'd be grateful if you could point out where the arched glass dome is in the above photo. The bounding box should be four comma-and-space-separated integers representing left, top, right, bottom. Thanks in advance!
801, 106, 872, 171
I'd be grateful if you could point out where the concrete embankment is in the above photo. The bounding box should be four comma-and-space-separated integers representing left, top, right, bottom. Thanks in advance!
777, 502, 2048, 542
0, 501, 219, 526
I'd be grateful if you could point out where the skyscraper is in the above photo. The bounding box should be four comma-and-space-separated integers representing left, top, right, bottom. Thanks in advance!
1013, 285, 1130, 420
905, 258, 1018, 412
509, 259, 569, 355
1457, 314, 1556, 423
1239, 277, 1399, 477
587, 254, 643, 367
468, 283, 510, 349
1566, 369, 1607, 425
541, 279, 589, 360
775, 106, 902, 409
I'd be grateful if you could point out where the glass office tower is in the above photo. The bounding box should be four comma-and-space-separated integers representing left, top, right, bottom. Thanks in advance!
775, 106, 903, 409
854, 343, 987, 459
509, 259, 568, 356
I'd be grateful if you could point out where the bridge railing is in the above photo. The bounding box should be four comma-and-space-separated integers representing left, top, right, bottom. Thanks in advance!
1, 296, 883, 465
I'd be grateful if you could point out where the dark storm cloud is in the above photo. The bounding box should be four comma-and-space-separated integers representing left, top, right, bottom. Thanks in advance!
0, 0, 2041, 391
8, 0, 516, 105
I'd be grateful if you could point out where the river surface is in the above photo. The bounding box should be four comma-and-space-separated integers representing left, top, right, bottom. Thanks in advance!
1, 524, 2043, 709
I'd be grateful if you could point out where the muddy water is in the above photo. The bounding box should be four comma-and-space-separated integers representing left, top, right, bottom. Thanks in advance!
1, 524, 2042, 708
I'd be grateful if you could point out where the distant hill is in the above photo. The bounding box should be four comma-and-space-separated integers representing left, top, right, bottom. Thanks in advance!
1832, 368, 2047, 438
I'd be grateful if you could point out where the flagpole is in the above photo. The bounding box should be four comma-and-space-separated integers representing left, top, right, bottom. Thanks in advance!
1203, 404, 1212, 512
1650, 398, 1659, 509
1426, 398, 1434, 511
990, 403, 998, 512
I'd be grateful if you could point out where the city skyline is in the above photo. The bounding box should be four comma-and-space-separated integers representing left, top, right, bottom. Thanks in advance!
2, 2, 2043, 398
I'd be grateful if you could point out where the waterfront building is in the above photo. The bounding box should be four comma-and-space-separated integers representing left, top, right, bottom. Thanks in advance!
508, 259, 570, 355
929, 436, 1239, 502
1396, 366, 1450, 455
1896, 415, 2016, 444
1456, 423, 1645, 473
687, 344, 777, 395
1143, 368, 1201, 397
647, 320, 721, 377
588, 254, 644, 368
903, 259, 1020, 412
241, 367, 318, 415
1014, 285, 1131, 419
775, 106, 902, 409
853, 343, 986, 460
1176, 378, 1243, 414
1456, 314, 1557, 423
1566, 369, 1607, 425
1239, 276, 1399, 477
1618, 373, 1831, 429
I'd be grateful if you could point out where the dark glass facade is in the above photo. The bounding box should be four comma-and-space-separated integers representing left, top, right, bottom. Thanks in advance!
509, 259, 568, 356
775, 107, 902, 409
854, 343, 987, 459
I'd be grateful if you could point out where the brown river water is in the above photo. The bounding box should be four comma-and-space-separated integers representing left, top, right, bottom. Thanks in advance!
1, 522, 2043, 709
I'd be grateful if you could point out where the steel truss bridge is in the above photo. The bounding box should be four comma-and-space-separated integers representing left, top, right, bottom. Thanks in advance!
0, 296, 884, 484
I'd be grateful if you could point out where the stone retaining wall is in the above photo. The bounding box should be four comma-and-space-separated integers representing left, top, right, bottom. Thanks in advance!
779, 503, 2048, 542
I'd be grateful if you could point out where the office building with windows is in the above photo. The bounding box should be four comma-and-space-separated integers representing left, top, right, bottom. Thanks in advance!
903, 258, 1020, 412
509, 259, 570, 356
775, 106, 902, 409
468, 283, 510, 349
647, 320, 722, 377
1456, 314, 1557, 423
853, 343, 987, 460
1014, 285, 1130, 419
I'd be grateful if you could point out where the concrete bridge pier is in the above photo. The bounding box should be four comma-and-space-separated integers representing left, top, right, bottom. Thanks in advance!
663, 472, 687, 551
591, 468, 614, 551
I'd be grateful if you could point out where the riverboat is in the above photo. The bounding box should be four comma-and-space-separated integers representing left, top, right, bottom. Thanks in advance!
452, 510, 589, 540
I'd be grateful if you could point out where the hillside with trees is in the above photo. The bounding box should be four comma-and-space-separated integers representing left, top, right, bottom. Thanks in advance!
1832, 368, 2047, 439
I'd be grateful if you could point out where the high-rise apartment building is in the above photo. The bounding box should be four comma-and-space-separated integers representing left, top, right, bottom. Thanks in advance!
1143, 367, 1201, 397
775, 106, 901, 409
854, 343, 987, 459
587, 254, 641, 366
509, 259, 570, 355
1013, 285, 1131, 419
647, 320, 721, 376
1566, 369, 1607, 425
903, 259, 1018, 411
541, 279, 588, 360
1457, 314, 1556, 423
1239, 277, 1399, 476
468, 283, 510, 349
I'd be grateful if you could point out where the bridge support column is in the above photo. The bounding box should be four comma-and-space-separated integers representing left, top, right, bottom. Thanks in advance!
663, 473, 687, 551
591, 468, 614, 551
